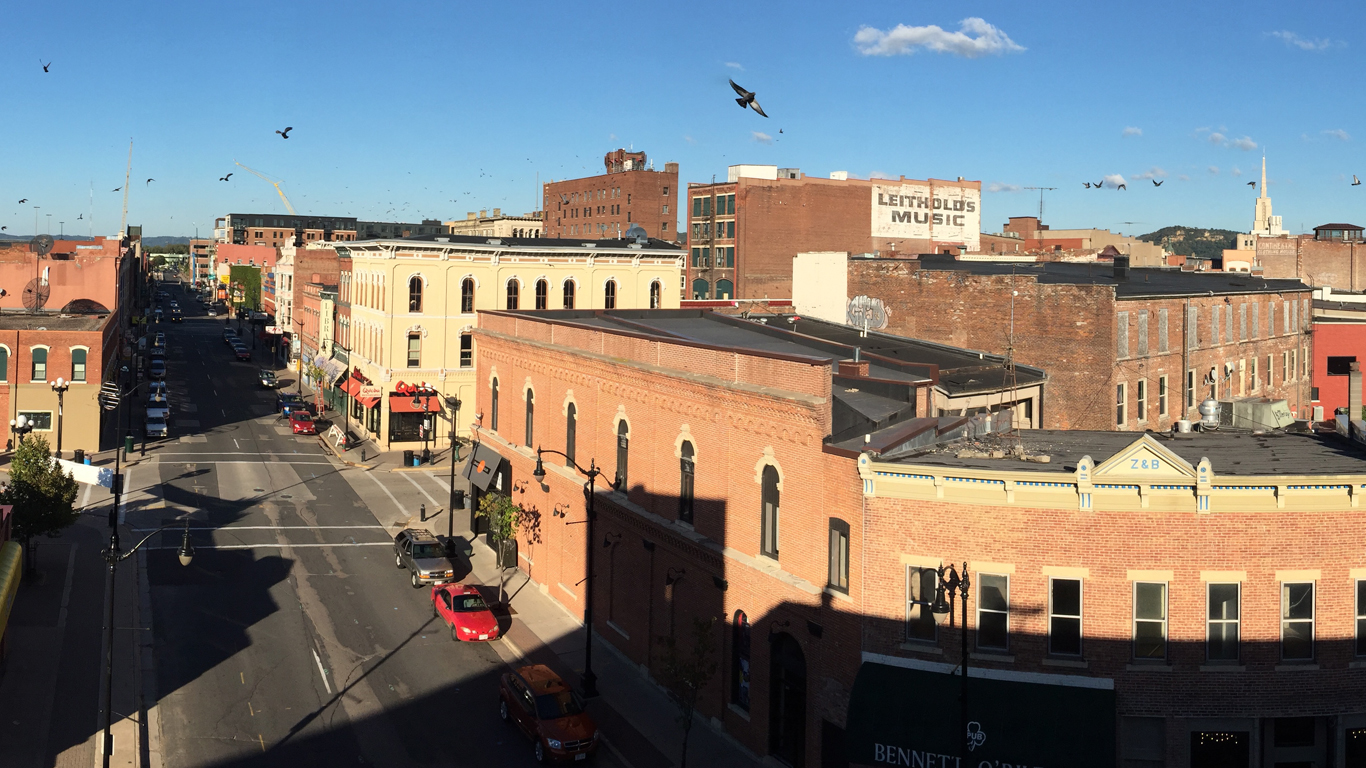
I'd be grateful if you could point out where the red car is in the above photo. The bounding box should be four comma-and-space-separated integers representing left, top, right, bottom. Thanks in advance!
431, 584, 499, 641
289, 411, 316, 435
499, 664, 599, 763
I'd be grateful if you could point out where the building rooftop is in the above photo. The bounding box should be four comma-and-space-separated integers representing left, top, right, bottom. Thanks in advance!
0, 312, 110, 331
908, 254, 1308, 297
345, 233, 682, 251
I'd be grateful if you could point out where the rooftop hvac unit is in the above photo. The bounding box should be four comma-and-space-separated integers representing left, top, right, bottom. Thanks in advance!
1217, 397, 1295, 430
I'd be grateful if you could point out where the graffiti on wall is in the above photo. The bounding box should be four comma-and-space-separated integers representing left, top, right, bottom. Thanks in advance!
847, 295, 890, 331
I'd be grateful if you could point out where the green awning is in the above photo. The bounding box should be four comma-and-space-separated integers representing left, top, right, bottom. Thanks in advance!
846, 660, 1115, 767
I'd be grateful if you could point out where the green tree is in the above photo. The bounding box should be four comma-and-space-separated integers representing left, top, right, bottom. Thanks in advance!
476, 492, 523, 542
0, 436, 79, 575
656, 616, 719, 768
148, 254, 168, 269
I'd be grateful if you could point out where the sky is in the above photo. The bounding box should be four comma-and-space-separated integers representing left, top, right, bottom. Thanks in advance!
2, 0, 1365, 239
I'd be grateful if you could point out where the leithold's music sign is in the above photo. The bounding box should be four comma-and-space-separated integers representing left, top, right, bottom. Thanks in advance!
870, 183, 980, 251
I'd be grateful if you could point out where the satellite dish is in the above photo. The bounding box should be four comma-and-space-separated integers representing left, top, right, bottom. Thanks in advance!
625, 223, 648, 242
22, 278, 51, 310
32, 234, 54, 256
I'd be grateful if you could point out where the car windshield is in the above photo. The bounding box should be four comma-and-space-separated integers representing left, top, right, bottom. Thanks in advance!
293, 413, 312, 422
411, 543, 442, 558
535, 691, 584, 720
454, 594, 489, 611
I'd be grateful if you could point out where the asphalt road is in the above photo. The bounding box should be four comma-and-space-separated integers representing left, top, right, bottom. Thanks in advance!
142, 289, 621, 768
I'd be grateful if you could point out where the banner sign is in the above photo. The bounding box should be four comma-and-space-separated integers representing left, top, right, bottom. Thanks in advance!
871, 183, 981, 251
358, 385, 383, 398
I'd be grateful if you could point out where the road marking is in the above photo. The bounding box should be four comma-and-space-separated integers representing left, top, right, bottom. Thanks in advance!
402, 472, 443, 508
118, 467, 133, 524
56, 544, 77, 630
248, 702, 254, 717
312, 648, 332, 694
143, 542, 391, 550
240, 672, 245, 685
367, 472, 410, 517
258, 734, 265, 752
234, 439, 240, 449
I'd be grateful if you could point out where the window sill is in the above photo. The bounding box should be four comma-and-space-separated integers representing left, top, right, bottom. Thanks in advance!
726, 703, 751, 722
899, 642, 942, 656
1042, 658, 1088, 670
1274, 663, 1319, 672
1199, 664, 1245, 672
1349, 661, 1366, 669
823, 587, 853, 604
969, 652, 1014, 663
1125, 663, 1171, 672
606, 620, 630, 641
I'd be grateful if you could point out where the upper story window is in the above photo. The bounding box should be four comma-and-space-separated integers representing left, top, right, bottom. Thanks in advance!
461, 278, 475, 314
524, 389, 535, 447
406, 333, 421, 368
604, 280, 616, 310
506, 280, 520, 311
565, 402, 577, 464
535, 280, 548, 310
0, 347, 8, 383
678, 441, 695, 524
827, 518, 849, 593
760, 465, 779, 559
650, 281, 661, 309
1133, 582, 1167, 661
459, 334, 473, 368
490, 378, 499, 432
1049, 578, 1083, 656
1282, 582, 1315, 661
408, 276, 422, 312
614, 421, 629, 491
563, 281, 576, 310
1207, 583, 1240, 662
31, 347, 47, 382
71, 349, 87, 382
977, 574, 1009, 650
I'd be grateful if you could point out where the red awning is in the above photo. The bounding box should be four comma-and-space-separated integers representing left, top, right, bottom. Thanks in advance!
389, 394, 442, 413
358, 396, 380, 409
340, 377, 361, 397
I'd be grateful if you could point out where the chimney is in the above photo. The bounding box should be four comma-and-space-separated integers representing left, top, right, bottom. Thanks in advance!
1113, 255, 1130, 281
838, 359, 870, 378
493, 208, 501, 216
1351, 361, 1363, 421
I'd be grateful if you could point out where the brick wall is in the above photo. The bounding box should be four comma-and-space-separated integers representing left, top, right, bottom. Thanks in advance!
543, 167, 679, 242
0, 321, 112, 451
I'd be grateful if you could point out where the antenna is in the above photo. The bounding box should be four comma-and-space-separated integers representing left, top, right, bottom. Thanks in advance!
119, 139, 132, 239
1022, 186, 1057, 221
1000, 273, 1023, 454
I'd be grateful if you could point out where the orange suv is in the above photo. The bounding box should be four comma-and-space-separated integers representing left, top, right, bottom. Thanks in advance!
498, 665, 599, 762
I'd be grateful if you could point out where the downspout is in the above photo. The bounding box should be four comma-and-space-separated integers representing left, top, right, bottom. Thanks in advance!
1182, 298, 1190, 418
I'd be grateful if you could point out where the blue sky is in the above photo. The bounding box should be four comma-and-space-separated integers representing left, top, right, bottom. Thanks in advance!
2, 0, 1364, 238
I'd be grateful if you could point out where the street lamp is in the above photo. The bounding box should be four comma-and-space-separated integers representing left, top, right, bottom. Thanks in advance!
98, 517, 194, 768
413, 386, 432, 465
532, 447, 620, 699
9, 415, 33, 445
51, 377, 70, 458
445, 395, 462, 546
930, 562, 972, 764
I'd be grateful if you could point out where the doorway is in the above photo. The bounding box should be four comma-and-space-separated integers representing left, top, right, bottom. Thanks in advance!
769, 632, 806, 766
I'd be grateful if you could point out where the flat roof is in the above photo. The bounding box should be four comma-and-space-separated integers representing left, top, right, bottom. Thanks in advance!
346, 233, 682, 251
0, 312, 110, 331
908, 255, 1309, 297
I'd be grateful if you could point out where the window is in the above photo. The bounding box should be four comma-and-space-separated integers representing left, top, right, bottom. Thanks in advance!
1133, 582, 1167, 660
1117, 311, 1130, 358
603, 280, 616, 309
731, 611, 751, 710
692, 197, 703, 217
904, 566, 937, 641
1212, 304, 1221, 345
1251, 303, 1259, 338
1116, 382, 1127, 426
649, 281, 661, 309
17, 411, 52, 430
0, 347, 8, 383
71, 348, 86, 382
506, 279, 520, 310
726, 194, 735, 214
692, 279, 710, 300
662, 186, 670, 197
827, 518, 849, 592
1266, 354, 1274, 388
1049, 578, 1082, 656
565, 402, 577, 464
1186, 370, 1196, 410
1137, 310, 1149, 357
563, 280, 575, 309
535, 279, 548, 310
1136, 380, 1147, 422
1239, 303, 1247, 341
1207, 583, 1240, 661
1188, 306, 1198, 349
716, 279, 734, 299
760, 465, 779, 559
490, 378, 499, 432
977, 573, 1009, 650
408, 276, 422, 312
524, 390, 534, 447
1158, 375, 1168, 417
1249, 357, 1258, 390
459, 334, 473, 368
614, 421, 629, 491
461, 278, 475, 313
406, 334, 420, 368
1357, 580, 1366, 656
31, 348, 46, 381
1328, 356, 1357, 375
1157, 308, 1169, 353
679, 441, 695, 524
1281, 582, 1315, 661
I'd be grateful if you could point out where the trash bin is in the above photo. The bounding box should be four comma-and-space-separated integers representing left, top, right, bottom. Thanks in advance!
73, 449, 85, 464
124, 435, 135, 454
403, 449, 414, 467
421, 448, 431, 465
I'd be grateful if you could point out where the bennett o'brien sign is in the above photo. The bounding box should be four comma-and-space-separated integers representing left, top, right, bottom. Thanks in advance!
871, 183, 981, 252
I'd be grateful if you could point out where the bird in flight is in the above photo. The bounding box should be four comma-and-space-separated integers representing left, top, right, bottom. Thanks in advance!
40, 60, 50, 73
1117, 183, 1127, 190
220, 173, 233, 181
77, 214, 83, 220
1247, 181, 1256, 188
1353, 175, 1361, 186
1, 227, 7, 231
1152, 180, 1163, 187
729, 79, 769, 118
1083, 182, 1092, 188
1095, 180, 1105, 188
17, 199, 27, 204
146, 178, 154, 185
276, 126, 293, 139
112, 187, 121, 192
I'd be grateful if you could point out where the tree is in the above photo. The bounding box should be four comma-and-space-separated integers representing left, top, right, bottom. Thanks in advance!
148, 254, 168, 269
0, 436, 79, 575
655, 616, 719, 768
475, 492, 524, 603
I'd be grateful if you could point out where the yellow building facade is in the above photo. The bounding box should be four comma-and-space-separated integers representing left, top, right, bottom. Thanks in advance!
333, 235, 683, 451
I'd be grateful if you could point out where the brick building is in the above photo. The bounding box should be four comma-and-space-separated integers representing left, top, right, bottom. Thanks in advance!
541, 149, 678, 243
685, 166, 980, 301
214, 213, 358, 247
445, 208, 542, 238
1256, 225, 1366, 292
0, 237, 125, 314
0, 313, 117, 454
999, 216, 1168, 266
795, 253, 1314, 430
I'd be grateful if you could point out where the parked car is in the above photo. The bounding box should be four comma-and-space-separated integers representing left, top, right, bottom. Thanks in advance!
152, 309, 164, 323
289, 411, 316, 435
153, 333, 166, 348
149, 347, 166, 360
223, 329, 238, 344
146, 396, 169, 421
432, 584, 499, 642
207, 308, 217, 317
145, 415, 169, 438
149, 359, 166, 380
498, 665, 599, 763
276, 393, 306, 417
233, 346, 251, 361
259, 369, 277, 388
392, 528, 454, 588
148, 381, 168, 399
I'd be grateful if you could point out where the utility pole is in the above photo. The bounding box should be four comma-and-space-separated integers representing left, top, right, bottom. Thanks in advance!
1022, 187, 1057, 222
119, 140, 132, 239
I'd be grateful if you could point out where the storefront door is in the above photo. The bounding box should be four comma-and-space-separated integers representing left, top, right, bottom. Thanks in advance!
769, 632, 806, 766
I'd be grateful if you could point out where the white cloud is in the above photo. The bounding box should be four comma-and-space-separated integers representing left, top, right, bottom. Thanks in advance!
1208, 165, 1220, 175
1269, 30, 1337, 51
1104, 174, 1126, 188
752, 131, 773, 145
987, 182, 1021, 193
725, 61, 744, 70
1132, 167, 1168, 180
1178, 174, 1190, 181
1230, 136, 1258, 151
609, 133, 617, 141
1122, 126, 1142, 137
683, 135, 696, 145
1194, 126, 1211, 134
854, 17, 1024, 58
869, 171, 895, 180
1208, 132, 1227, 146
1232, 166, 1243, 177
1324, 128, 1352, 141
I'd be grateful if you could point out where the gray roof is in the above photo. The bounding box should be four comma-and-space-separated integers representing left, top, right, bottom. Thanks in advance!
351, 233, 682, 251
910, 255, 1309, 298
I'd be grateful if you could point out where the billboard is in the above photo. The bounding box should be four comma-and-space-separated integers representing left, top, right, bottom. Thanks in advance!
871, 183, 980, 251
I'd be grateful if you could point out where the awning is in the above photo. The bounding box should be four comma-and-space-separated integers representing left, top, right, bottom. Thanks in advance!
845, 660, 1114, 767
340, 377, 361, 398
358, 395, 380, 409
389, 394, 443, 413
463, 442, 504, 492
313, 355, 347, 387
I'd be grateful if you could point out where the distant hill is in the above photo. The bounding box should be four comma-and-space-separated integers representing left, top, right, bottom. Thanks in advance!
1138, 226, 1240, 262
142, 236, 191, 247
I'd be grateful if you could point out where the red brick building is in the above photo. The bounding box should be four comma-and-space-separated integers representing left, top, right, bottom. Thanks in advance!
541, 150, 678, 242
685, 168, 980, 301
0, 313, 118, 453
1256, 225, 1366, 292
1310, 291, 1366, 416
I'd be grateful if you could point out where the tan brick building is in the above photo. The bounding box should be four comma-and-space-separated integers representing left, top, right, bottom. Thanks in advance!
541, 150, 678, 243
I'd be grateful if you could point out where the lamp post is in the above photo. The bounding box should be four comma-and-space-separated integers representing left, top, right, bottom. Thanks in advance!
98, 518, 194, 768
51, 377, 70, 458
930, 562, 972, 763
532, 448, 615, 698
445, 395, 462, 545
9, 415, 33, 446
413, 387, 432, 465
294, 318, 305, 398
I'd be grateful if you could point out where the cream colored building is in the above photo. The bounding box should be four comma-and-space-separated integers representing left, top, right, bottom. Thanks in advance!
335, 233, 682, 450
444, 209, 543, 239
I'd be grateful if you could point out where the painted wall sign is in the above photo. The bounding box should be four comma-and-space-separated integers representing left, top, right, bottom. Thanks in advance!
847, 295, 891, 330
871, 183, 981, 251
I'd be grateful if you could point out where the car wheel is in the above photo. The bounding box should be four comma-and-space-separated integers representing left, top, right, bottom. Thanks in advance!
534, 740, 546, 763
451, 624, 460, 642
395, 552, 403, 568
411, 571, 421, 589
499, 700, 509, 722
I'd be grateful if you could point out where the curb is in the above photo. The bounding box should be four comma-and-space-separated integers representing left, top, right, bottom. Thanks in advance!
316, 437, 373, 470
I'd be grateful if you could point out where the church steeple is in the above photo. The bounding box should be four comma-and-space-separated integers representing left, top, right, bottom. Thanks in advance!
1260, 155, 1268, 199
1252, 155, 1284, 236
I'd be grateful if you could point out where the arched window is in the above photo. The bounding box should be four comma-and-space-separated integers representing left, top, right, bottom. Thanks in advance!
524, 389, 535, 447
614, 420, 629, 490
760, 465, 779, 559
731, 611, 751, 710
490, 378, 499, 432
692, 279, 710, 300
506, 279, 520, 310
408, 275, 423, 312
71, 348, 87, 382
679, 441, 695, 524
0, 347, 8, 383
604, 280, 617, 310
565, 402, 577, 464
563, 280, 576, 309
650, 281, 661, 309
716, 279, 734, 300
535, 279, 548, 310
461, 278, 475, 314
31, 348, 47, 382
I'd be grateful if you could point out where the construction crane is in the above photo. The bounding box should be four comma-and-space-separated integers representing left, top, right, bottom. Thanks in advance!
234, 160, 297, 215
